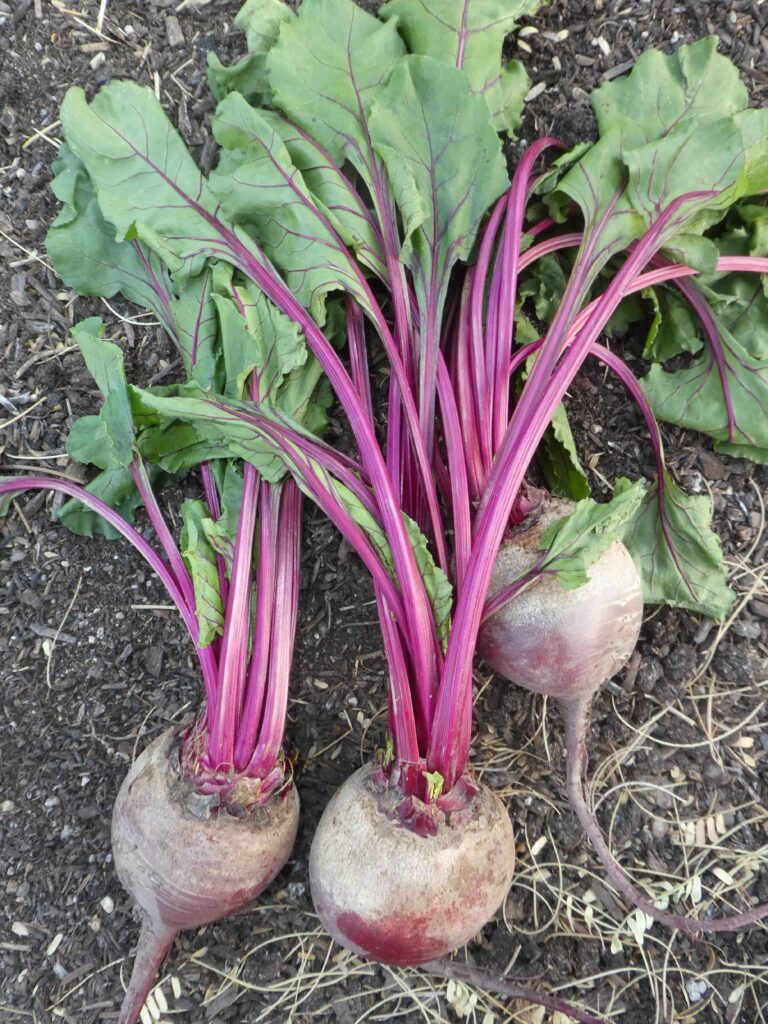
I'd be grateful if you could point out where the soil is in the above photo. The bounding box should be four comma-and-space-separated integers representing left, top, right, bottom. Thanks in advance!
1, 1, 767, 1023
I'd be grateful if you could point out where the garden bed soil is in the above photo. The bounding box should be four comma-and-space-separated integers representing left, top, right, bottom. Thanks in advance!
1, 1, 767, 1022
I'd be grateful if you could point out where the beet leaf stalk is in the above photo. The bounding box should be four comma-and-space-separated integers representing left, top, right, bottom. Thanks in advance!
6, 224, 338, 1022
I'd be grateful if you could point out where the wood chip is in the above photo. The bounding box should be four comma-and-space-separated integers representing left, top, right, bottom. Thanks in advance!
165, 15, 184, 48
603, 58, 634, 81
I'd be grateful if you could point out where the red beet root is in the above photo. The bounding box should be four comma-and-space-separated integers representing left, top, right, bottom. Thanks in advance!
479, 498, 768, 934
309, 763, 515, 966
112, 728, 299, 1024
478, 497, 643, 702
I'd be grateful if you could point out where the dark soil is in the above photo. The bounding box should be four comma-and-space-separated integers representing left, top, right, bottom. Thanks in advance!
1, 1, 767, 1023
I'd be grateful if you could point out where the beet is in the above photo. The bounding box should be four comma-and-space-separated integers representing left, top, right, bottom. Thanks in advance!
112, 728, 299, 1024
478, 497, 643, 702
309, 763, 515, 966
479, 498, 768, 934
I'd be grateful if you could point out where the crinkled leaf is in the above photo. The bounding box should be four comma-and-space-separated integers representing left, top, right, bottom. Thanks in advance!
58, 466, 144, 539
267, 0, 405, 174
66, 407, 131, 472
171, 269, 220, 388
643, 295, 768, 462
60, 82, 241, 283
181, 499, 225, 648
543, 39, 768, 280
57, 464, 176, 540
623, 108, 768, 244
618, 475, 733, 619
46, 146, 176, 335
259, 110, 386, 278
210, 264, 305, 400
538, 403, 590, 500
519, 253, 567, 322
379, 0, 542, 133
206, 0, 294, 104
67, 318, 134, 470
368, 55, 508, 337
642, 286, 703, 361
498, 59, 530, 136
332, 480, 453, 649
210, 93, 371, 323
516, 344, 589, 500
202, 462, 244, 575
130, 383, 294, 483
538, 480, 646, 589
592, 37, 748, 139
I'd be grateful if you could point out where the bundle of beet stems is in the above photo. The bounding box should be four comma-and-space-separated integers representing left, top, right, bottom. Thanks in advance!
3, 1, 768, 1021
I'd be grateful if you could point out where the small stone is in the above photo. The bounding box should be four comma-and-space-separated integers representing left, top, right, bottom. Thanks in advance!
100, 896, 114, 914
732, 619, 761, 640
653, 787, 674, 810
1, 800, 16, 813
686, 979, 708, 1002
44, 796, 60, 810
143, 645, 164, 678
664, 643, 697, 683
637, 656, 663, 694
12, 922, 29, 937
698, 450, 729, 480
651, 818, 668, 840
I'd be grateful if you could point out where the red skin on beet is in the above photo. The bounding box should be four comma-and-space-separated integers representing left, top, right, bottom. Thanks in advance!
112, 728, 299, 1024
478, 497, 644, 703
309, 763, 515, 967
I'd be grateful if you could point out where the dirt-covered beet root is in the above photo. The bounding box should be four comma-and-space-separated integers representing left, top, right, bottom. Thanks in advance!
478, 497, 643, 701
309, 763, 515, 966
112, 728, 299, 1024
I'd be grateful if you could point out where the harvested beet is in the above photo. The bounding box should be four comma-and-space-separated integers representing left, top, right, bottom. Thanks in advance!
309, 763, 514, 966
478, 497, 644, 702
479, 498, 768, 934
112, 728, 299, 1024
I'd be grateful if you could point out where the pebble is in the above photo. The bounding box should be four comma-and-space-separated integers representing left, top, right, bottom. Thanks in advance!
732, 619, 761, 640
664, 643, 697, 683
686, 979, 709, 1002
1, 800, 16, 813
12, 922, 30, 937
100, 895, 114, 914
651, 818, 668, 840
144, 645, 164, 678
637, 656, 663, 694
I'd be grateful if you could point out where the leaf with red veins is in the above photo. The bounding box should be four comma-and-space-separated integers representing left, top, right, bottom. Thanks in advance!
266, 0, 405, 178
619, 474, 734, 620
60, 82, 243, 284
259, 110, 386, 280
209, 93, 373, 325
380, 0, 543, 134
643, 291, 768, 464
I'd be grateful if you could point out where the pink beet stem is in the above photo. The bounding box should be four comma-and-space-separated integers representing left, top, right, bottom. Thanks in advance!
118, 918, 177, 1024
562, 698, 768, 935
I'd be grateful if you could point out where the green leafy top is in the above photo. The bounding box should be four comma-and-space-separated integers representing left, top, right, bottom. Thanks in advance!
380, 0, 543, 133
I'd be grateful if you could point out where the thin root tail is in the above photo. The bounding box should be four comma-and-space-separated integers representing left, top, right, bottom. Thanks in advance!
117, 917, 177, 1024
562, 697, 768, 935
